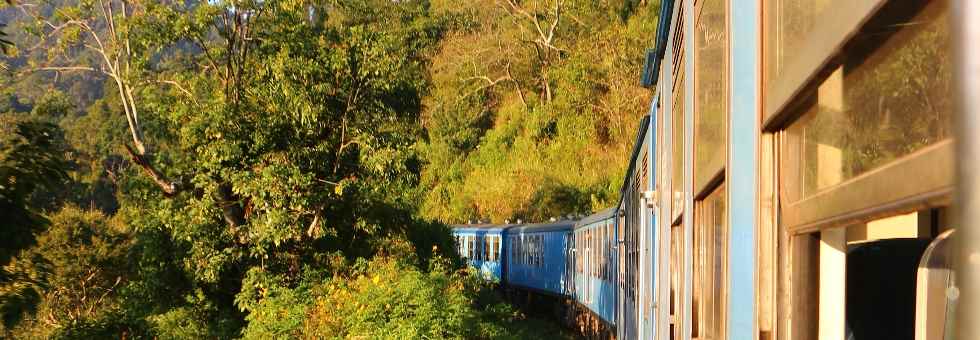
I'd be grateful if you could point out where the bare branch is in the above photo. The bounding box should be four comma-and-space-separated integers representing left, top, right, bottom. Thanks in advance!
23, 66, 97, 74
123, 144, 178, 197
154, 79, 198, 103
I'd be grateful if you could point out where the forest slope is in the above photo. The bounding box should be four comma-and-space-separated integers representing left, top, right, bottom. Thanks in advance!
421, 0, 658, 223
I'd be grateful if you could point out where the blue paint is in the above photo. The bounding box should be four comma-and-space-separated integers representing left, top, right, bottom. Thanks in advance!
727, 0, 760, 338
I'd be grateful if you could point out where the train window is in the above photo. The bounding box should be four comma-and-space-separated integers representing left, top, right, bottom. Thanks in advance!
594, 228, 600, 277
693, 0, 729, 193
529, 235, 533, 267
579, 231, 584, 273
608, 221, 614, 281
529, 235, 535, 267
602, 224, 608, 280
588, 229, 593, 277
599, 225, 604, 280
763, 0, 889, 124
487, 236, 493, 262
779, 0, 951, 230
523, 236, 527, 266
532, 235, 538, 267
511, 236, 517, 264
522, 235, 527, 265
693, 183, 728, 339
535, 235, 539, 267
764, 0, 836, 90
538, 235, 544, 267
587, 230, 593, 276
521, 236, 526, 266
479, 236, 485, 261
670, 221, 684, 339
529, 235, 534, 267
599, 227, 604, 278
672, 68, 685, 219
580, 231, 585, 274
494, 236, 499, 262
574, 231, 580, 273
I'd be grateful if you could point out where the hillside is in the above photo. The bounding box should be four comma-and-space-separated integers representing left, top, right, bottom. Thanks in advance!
0, 0, 657, 338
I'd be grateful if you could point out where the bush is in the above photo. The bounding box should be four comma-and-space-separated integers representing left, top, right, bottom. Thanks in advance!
241, 253, 574, 340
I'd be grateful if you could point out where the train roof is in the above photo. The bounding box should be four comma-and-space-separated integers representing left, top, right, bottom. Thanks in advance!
506, 220, 576, 234
450, 224, 511, 233
575, 207, 617, 228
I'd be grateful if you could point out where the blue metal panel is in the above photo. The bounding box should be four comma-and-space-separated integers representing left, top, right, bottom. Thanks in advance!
726, 0, 760, 338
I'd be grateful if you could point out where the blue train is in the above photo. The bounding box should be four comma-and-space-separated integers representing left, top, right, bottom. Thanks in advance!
452, 210, 620, 336
456, 0, 971, 339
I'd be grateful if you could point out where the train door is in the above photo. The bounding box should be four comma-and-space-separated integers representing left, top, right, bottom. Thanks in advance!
619, 182, 640, 339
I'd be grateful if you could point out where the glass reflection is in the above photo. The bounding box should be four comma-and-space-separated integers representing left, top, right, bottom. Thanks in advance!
673, 70, 685, 218
784, 0, 951, 202
694, 0, 728, 192
694, 183, 727, 339
765, 0, 833, 86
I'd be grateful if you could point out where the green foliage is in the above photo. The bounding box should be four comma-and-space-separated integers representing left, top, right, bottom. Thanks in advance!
30, 90, 74, 118
241, 254, 573, 340
0, 206, 136, 338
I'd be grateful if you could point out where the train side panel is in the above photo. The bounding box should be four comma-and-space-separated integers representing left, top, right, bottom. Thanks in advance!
504, 222, 574, 296
572, 209, 618, 326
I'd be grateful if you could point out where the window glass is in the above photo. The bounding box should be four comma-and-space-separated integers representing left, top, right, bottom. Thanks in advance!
608, 222, 614, 281
694, 183, 728, 339
539, 235, 544, 267
782, 0, 951, 203
586, 231, 591, 276
764, 0, 834, 86
694, 0, 729, 192
672, 69, 686, 218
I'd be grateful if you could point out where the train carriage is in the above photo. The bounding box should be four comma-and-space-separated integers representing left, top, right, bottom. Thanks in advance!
504, 221, 575, 297
571, 208, 619, 333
